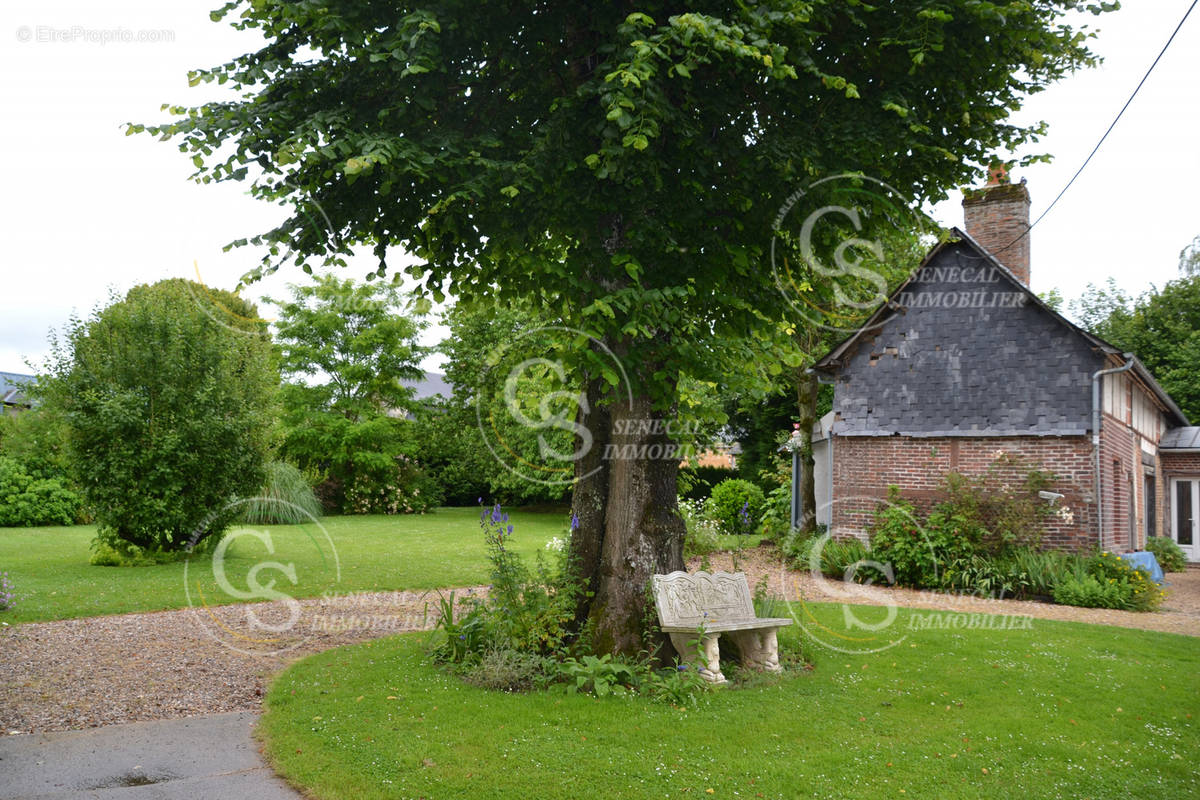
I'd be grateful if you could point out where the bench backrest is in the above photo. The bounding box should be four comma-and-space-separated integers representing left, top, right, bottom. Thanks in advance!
651, 571, 755, 628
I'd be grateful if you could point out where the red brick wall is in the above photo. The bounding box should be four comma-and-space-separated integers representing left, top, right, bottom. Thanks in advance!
963, 182, 1031, 285
1098, 413, 1138, 553
830, 434, 1096, 552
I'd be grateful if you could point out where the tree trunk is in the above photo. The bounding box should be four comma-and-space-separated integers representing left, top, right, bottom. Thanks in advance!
795, 369, 818, 533
568, 377, 686, 660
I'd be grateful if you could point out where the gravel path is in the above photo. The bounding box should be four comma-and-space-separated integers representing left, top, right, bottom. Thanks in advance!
3, 553, 1197, 734
693, 549, 1200, 638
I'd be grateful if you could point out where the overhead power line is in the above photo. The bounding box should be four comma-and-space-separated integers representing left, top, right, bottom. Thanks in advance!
994, 0, 1198, 256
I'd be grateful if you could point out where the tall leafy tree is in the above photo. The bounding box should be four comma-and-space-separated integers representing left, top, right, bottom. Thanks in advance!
44, 279, 276, 553
268, 275, 435, 512
144, 0, 1112, 654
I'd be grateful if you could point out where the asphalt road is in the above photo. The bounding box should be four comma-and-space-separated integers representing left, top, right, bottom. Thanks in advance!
0, 712, 301, 799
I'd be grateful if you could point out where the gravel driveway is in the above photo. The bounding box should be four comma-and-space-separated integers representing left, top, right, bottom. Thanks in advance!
3, 553, 1197, 734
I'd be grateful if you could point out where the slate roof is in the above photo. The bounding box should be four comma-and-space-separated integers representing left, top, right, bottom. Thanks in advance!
812, 228, 1189, 436
0, 371, 35, 408
402, 371, 452, 401
1161, 427, 1200, 450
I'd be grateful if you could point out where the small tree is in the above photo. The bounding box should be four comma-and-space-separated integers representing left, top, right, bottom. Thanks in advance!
45, 279, 276, 553
269, 275, 438, 512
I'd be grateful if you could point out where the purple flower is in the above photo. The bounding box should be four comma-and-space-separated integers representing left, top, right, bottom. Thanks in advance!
677, 664, 687, 671
570, 512, 580, 531
507, 524, 513, 534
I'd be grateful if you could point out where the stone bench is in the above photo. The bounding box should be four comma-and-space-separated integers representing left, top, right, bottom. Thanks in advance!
651, 570, 792, 684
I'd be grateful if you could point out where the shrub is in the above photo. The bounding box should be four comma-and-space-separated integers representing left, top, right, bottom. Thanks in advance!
242, 461, 323, 525
1088, 551, 1164, 612
706, 479, 765, 535
794, 534, 875, 581
868, 489, 978, 588
431, 503, 580, 664
463, 647, 547, 692
1052, 574, 1130, 609
558, 653, 639, 697
938, 458, 1056, 555
44, 279, 276, 553
1050, 551, 1165, 612
781, 526, 816, 566
759, 482, 793, 540
0, 456, 82, 527
938, 546, 1082, 599
1145, 536, 1187, 573
344, 453, 443, 515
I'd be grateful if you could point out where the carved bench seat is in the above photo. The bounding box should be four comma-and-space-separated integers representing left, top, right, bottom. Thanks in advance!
651, 570, 792, 684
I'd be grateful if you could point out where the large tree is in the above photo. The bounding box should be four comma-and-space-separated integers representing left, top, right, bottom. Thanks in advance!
144, 0, 1112, 654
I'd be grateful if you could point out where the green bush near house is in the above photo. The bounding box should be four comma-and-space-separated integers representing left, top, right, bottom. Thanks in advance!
706, 478, 765, 535
1146, 536, 1188, 573
42, 279, 277, 555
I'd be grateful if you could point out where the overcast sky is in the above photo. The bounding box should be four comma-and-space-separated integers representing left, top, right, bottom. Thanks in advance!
2, 1, 1198, 376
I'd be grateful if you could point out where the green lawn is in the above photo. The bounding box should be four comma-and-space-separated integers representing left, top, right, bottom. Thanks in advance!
261, 606, 1200, 800
0, 507, 566, 623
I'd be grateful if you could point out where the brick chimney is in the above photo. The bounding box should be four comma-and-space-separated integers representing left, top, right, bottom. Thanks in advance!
962, 164, 1031, 285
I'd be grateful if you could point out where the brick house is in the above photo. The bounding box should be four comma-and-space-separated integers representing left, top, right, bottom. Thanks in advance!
810, 172, 1199, 561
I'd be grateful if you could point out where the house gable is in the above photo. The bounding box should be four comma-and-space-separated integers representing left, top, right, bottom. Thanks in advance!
823, 238, 1105, 437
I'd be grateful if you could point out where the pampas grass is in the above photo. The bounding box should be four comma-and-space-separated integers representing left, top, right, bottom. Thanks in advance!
243, 461, 323, 525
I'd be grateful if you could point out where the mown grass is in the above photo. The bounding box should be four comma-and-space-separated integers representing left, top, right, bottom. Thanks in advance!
0, 508, 566, 623
261, 605, 1200, 800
